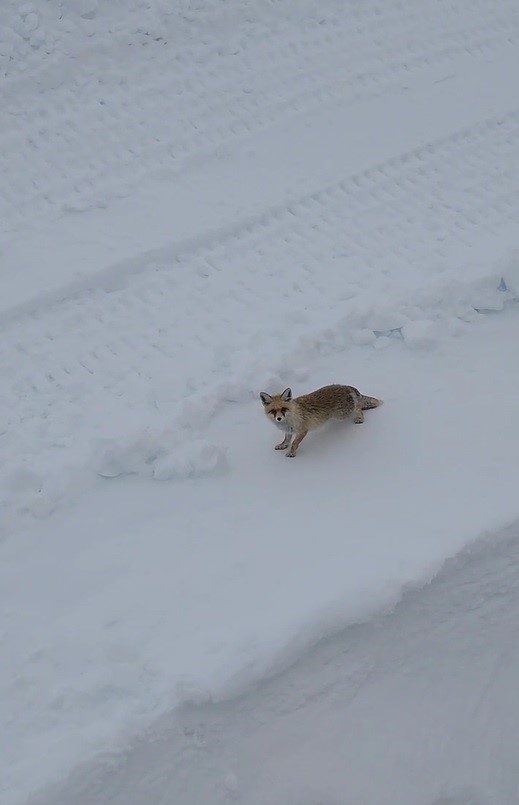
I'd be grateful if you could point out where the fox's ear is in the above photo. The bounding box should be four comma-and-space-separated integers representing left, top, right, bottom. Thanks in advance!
281, 388, 292, 402
260, 392, 273, 406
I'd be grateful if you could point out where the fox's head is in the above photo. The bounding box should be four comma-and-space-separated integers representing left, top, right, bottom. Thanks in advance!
260, 388, 293, 425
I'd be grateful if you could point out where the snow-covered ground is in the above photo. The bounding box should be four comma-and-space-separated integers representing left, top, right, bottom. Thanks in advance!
1, 1, 519, 803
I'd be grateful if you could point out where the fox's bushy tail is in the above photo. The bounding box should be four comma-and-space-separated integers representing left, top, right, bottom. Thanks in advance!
360, 394, 383, 410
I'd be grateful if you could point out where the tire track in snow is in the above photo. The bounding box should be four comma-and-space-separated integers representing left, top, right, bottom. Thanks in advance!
1, 0, 518, 230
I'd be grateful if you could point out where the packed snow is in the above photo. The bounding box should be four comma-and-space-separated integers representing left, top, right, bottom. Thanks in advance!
1, 1, 519, 803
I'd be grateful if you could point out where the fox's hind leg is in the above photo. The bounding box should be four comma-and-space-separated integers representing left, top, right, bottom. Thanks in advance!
275, 433, 292, 450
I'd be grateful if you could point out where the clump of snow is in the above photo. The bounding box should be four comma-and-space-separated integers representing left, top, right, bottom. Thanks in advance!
152, 439, 227, 481
224, 771, 239, 796
373, 334, 393, 350
401, 319, 438, 350
351, 328, 377, 346
366, 309, 410, 333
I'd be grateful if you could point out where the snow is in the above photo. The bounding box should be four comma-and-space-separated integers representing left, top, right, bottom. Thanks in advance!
30, 520, 519, 805
4, 310, 519, 804
1, 1, 519, 803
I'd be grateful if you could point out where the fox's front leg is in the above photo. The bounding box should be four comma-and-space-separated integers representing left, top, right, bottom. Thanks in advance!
275, 432, 292, 451
353, 406, 364, 424
286, 429, 308, 458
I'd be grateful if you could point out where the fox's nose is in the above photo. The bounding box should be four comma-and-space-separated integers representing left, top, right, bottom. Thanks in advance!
276, 415, 283, 422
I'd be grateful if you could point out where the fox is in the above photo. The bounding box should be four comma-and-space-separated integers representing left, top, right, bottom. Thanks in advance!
259, 384, 382, 457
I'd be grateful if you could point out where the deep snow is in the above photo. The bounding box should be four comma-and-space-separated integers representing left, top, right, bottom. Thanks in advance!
1, 1, 519, 803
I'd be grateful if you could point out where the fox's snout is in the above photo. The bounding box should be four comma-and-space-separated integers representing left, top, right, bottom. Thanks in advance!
267, 407, 289, 424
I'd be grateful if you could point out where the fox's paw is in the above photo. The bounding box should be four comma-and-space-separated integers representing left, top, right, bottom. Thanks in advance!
286, 451, 297, 458
275, 443, 289, 450
353, 414, 364, 424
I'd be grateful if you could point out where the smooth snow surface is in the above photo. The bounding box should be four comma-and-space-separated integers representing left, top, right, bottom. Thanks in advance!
1, 1, 519, 803
29, 521, 519, 805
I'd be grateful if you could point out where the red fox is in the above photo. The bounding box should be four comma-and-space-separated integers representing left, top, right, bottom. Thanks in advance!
260, 384, 382, 457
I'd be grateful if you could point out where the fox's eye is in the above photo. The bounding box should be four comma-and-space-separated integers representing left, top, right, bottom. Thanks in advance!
280, 407, 288, 414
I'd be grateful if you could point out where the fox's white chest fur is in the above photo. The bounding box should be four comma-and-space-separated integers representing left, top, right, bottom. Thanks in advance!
274, 416, 294, 434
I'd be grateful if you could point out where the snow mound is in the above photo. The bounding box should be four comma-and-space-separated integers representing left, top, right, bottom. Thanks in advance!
94, 430, 227, 481
401, 320, 438, 350
152, 439, 227, 482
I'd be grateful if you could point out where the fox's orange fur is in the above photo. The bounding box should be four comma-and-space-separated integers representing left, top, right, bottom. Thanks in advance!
260, 384, 382, 457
